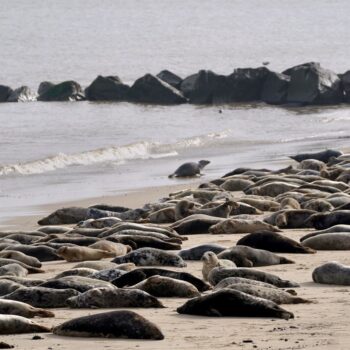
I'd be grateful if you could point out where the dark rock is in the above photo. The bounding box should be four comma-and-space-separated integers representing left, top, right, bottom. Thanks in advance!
85, 75, 130, 101
7, 86, 36, 102
221, 67, 270, 103
181, 67, 269, 104
32, 335, 43, 340
0, 342, 14, 349
38, 81, 55, 96
340, 70, 350, 103
0, 85, 13, 102
128, 74, 187, 104
284, 62, 343, 105
180, 70, 227, 104
156, 70, 183, 89
261, 71, 290, 104
38, 81, 84, 101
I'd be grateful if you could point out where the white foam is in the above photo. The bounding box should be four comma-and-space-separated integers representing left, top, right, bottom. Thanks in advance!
0, 130, 230, 177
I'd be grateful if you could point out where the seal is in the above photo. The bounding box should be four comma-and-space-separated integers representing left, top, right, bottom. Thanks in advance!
213, 277, 281, 290
176, 289, 294, 319
289, 149, 342, 163
220, 178, 255, 191
66, 287, 164, 308
2, 286, 79, 308
3, 245, 60, 262
73, 261, 118, 270
0, 299, 55, 318
0, 263, 28, 277
88, 241, 131, 256
47, 237, 99, 246
0, 251, 42, 268
300, 224, 350, 241
107, 235, 181, 250
171, 214, 225, 235
56, 246, 116, 262
128, 275, 200, 298
178, 244, 227, 260
302, 233, 350, 250
146, 207, 175, 223
38, 207, 89, 225
279, 197, 301, 210
218, 246, 294, 267
274, 209, 316, 229
201, 252, 236, 281
0, 280, 22, 296
54, 268, 97, 279
245, 181, 299, 197
239, 197, 280, 212
221, 284, 310, 304
53, 310, 164, 340
39, 276, 115, 293
168, 160, 210, 178
0, 276, 44, 287
112, 268, 211, 292
0, 258, 43, 274
237, 231, 316, 254
209, 219, 280, 234
307, 210, 350, 230
208, 267, 299, 288
91, 268, 127, 281
312, 261, 350, 285
112, 247, 187, 267
0, 315, 51, 334
302, 199, 333, 212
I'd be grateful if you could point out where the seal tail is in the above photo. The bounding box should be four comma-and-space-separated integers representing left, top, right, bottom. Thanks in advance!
292, 297, 313, 304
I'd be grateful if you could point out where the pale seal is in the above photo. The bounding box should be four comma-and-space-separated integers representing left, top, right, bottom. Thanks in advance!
53, 310, 164, 340
112, 267, 211, 292
201, 251, 236, 281
0, 315, 51, 334
128, 275, 200, 298
177, 289, 294, 319
209, 219, 280, 234
0, 299, 55, 318
56, 246, 116, 262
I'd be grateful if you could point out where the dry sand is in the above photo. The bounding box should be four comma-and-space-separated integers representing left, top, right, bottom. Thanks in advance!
1, 183, 350, 349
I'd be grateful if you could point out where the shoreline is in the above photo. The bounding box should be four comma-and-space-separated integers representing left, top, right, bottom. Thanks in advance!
1, 182, 199, 230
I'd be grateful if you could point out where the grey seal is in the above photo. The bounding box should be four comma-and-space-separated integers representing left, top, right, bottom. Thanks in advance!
177, 289, 294, 319
112, 268, 211, 292
39, 276, 115, 293
67, 287, 164, 308
0, 315, 51, 334
168, 160, 210, 178
178, 244, 227, 260
312, 261, 350, 285
208, 267, 299, 288
237, 231, 316, 254
302, 233, 350, 250
0, 299, 55, 318
112, 247, 186, 267
53, 310, 164, 340
218, 246, 294, 267
3, 287, 79, 308
221, 284, 310, 304
128, 275, 200, 298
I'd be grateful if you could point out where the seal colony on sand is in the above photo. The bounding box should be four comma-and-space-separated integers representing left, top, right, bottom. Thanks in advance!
3, 147, 350, 346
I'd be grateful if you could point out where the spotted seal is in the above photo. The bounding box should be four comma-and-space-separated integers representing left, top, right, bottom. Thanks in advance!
112, 248, 186, 267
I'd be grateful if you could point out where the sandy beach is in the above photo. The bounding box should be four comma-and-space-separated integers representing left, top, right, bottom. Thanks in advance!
1, 182, 350, 350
